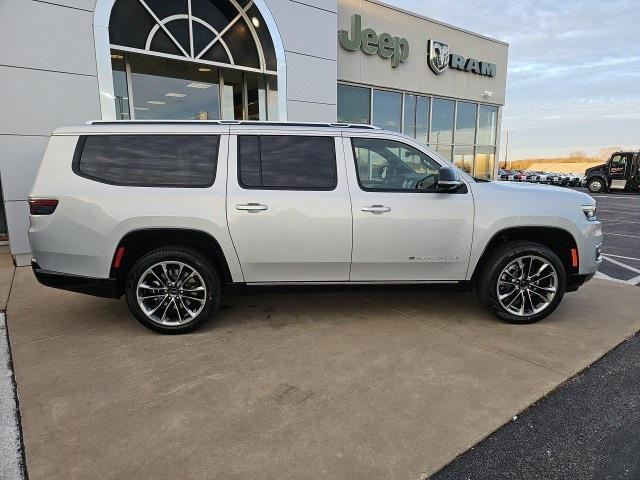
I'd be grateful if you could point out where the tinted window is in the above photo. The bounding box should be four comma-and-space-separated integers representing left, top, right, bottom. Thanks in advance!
352, 137, 441, 192
76, 135, 219, 187
238, 136, 336, 190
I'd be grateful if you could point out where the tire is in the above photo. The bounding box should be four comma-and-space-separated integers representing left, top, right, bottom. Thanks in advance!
587, 177, 605, 193
476, 241, 566, 324
125, 247, 221, 334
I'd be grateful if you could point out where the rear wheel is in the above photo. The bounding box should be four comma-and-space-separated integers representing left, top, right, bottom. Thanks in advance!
125, 247, 220, 334
587, 177, 605, 193
476, 241, 566, 324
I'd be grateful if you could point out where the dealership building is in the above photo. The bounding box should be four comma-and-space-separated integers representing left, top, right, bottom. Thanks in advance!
0, 0, 508, 265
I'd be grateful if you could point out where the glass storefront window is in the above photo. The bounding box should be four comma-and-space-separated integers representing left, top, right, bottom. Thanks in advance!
454, 146, 474, 175
433, 144, 452, 161
372, 89, 402, 132
246, 73, 266, 121
222, 69, 243, 120
455, 102, 477, 145
114, 50, 276, 121
128, 53, 220, 120
266, 76, 278, 121
403, 94, 416, 137
337, 84, 371, 124
415, 96, 429, 144
431, 98, 454, 144
111, 52, 130, 120
475, 146, 495, 179
478, 105, 498, 145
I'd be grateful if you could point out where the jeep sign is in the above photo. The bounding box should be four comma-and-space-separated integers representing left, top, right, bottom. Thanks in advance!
338, 14, 409, 68
339, 15, 497, 78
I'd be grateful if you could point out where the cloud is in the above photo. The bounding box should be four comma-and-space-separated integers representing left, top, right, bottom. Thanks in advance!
386, 0, 640, 158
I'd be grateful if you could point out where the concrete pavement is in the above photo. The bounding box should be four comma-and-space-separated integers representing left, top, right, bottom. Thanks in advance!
6, 267, 640, 479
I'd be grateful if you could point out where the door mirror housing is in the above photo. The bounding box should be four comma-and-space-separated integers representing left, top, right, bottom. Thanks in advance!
437, 166, 464, 192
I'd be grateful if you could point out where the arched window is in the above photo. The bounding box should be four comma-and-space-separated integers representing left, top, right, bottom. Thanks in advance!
95, 0, 285, 121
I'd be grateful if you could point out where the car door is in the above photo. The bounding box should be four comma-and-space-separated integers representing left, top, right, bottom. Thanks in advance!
608, 154, 630, 189
226, 131, 352, 283
344, 134, 474, 281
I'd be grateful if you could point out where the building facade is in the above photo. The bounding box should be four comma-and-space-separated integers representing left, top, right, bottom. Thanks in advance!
0, 0, 507, 265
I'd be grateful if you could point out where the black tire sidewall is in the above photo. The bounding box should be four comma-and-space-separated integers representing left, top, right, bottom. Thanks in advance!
125, 248, 220, 334
477, 242, 566, 324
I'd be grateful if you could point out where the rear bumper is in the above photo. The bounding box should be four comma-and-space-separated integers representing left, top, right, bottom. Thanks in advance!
32, 260, 120, 298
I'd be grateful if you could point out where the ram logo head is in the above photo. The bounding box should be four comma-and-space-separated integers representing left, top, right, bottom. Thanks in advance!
428, 40, 449, 74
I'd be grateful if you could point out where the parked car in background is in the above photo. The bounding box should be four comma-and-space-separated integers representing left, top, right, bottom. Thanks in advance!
513, 171, 528, 182
568, 173, 582, 187
582, 151, 640, 193
499, 169, 516, 181
28, 121, 603, 333
525, 172, 540, 183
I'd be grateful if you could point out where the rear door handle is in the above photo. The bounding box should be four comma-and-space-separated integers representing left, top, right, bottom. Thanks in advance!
236, 203, 268, 212
361, 205, 391, 213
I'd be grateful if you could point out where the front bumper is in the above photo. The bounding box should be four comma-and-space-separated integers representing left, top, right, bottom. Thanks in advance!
32, 260, 120, 298
566, 272, 596, 292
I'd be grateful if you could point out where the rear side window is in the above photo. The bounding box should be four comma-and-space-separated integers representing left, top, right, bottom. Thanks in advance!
74, 135, 219, 187
238, 135, 337, 190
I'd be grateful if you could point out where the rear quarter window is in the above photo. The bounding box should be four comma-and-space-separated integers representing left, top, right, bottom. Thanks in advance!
73, 134, 219, 187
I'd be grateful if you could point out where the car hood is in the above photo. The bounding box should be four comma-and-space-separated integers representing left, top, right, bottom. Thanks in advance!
472, 180, 596, 206
585, 163, 606, 174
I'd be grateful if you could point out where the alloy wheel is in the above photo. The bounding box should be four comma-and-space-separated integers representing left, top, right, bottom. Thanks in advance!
588, 180, 602, 192
496, 255, 558, 317
136, 261, 207, 326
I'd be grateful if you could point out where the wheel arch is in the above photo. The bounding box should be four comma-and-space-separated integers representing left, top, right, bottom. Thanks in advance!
587, 174, 609, 190
470, 226, 579, 282
109, 228, 236, 296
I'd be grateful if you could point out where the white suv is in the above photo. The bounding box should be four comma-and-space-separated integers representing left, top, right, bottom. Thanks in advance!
29, 121, 603, 333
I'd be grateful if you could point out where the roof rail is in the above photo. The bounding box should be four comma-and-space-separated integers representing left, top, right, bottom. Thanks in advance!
86, 120, 380, 130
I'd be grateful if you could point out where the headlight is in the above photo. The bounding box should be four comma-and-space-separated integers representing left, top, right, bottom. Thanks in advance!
582, 204, 597, 220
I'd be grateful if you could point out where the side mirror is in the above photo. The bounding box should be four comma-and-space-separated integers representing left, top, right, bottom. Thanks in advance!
437, 166, 464, 192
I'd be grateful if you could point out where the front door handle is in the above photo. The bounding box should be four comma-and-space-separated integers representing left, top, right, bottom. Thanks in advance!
361, 205, 391, 214
236, 203, 268, 212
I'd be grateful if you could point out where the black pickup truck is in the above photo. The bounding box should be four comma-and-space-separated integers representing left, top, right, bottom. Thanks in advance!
583, 151, 640, 193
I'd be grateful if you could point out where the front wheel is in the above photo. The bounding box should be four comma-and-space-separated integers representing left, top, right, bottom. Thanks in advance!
587, 178, 605, 193
476, 241, 566, 324
125, 247, 221, 334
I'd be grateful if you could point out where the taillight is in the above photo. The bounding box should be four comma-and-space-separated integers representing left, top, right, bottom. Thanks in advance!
29, 199, 58, 215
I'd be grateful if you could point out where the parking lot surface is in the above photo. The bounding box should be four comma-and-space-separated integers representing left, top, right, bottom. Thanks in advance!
6, 266, 640, 480
575, 188, 640, 285
432, 330, 640, 480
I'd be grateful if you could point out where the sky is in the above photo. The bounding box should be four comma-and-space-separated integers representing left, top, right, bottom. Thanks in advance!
387, 0, 640, 160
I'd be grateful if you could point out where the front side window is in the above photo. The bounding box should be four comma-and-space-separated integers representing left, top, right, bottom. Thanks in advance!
609, 155, 627, 174
75, 135, 219, 187
238, 136, 337, 190
352, 138, 441, 192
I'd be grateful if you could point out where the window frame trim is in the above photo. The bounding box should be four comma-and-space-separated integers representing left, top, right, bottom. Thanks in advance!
237, 134, 339, 192
72, 134, 220, 188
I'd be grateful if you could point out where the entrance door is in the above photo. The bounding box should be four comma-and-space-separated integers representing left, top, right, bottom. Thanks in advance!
226, 132, 352, 282
344, 135, 474, 281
